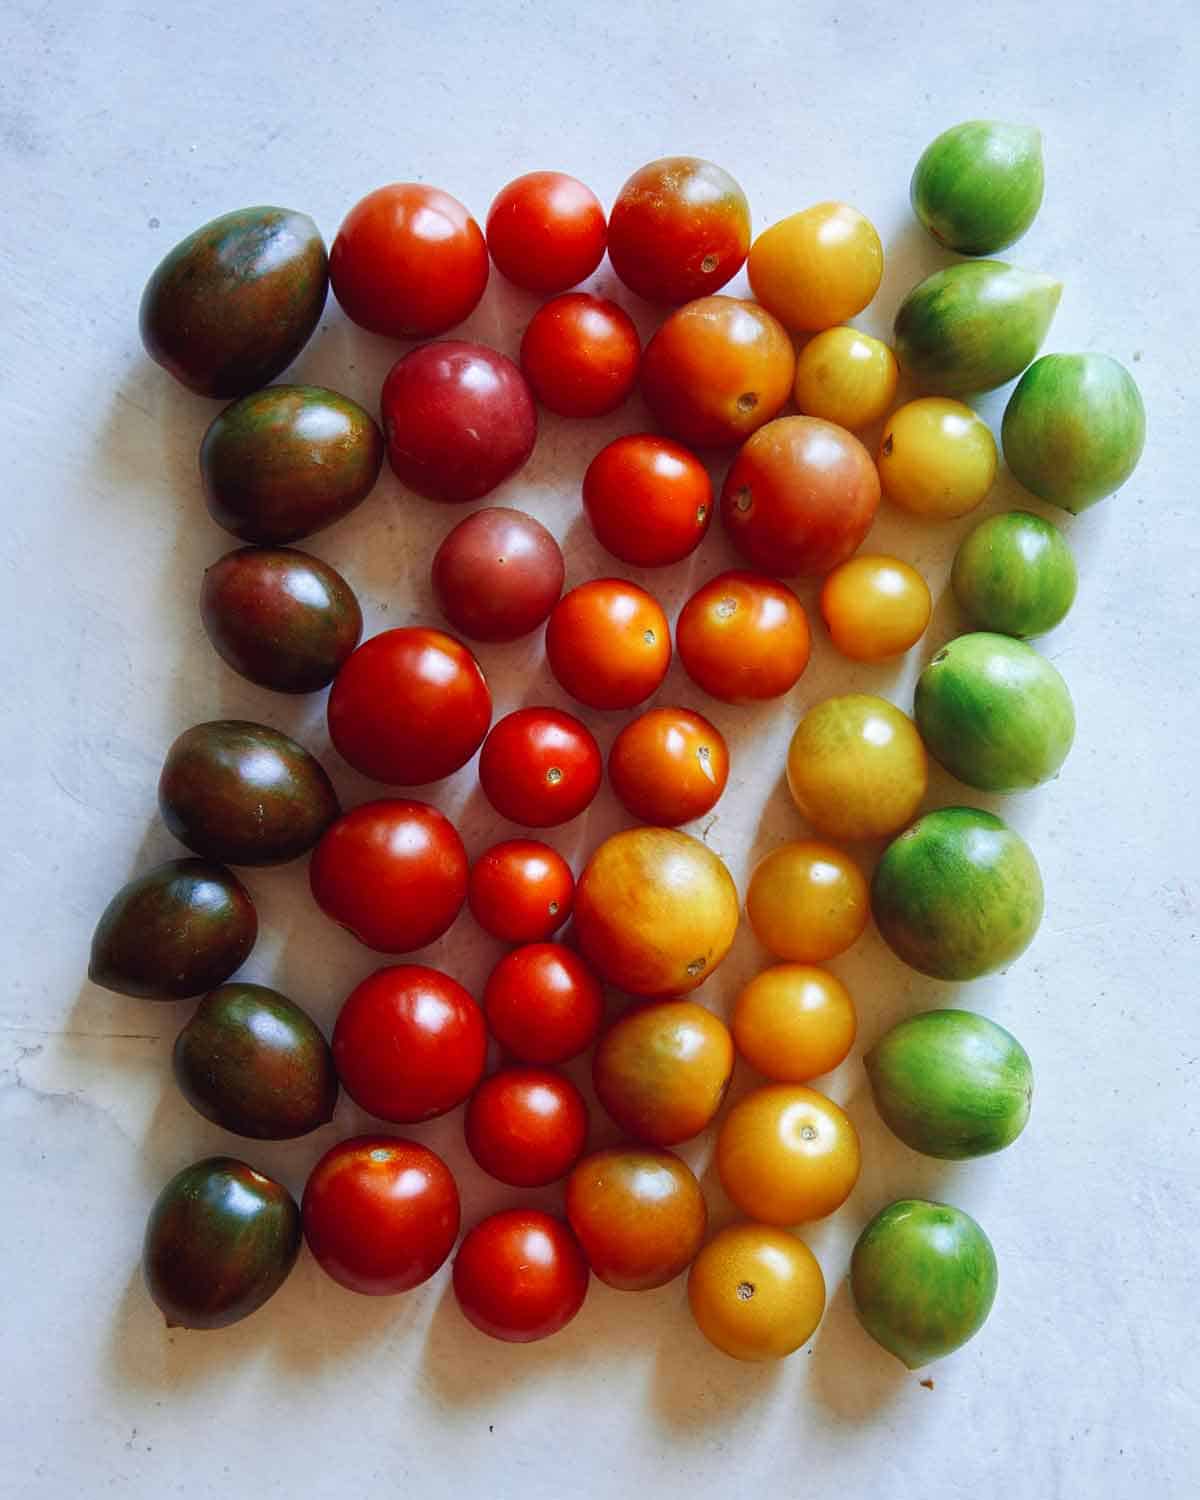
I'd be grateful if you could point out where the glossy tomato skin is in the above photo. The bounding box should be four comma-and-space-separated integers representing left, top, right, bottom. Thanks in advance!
486, 172, 607, 294
608, 707, 729, 825
464, 1067, 589, 1187
333, 965, 486, 1123
608, 157, 751, 305
520, 294, 640, 418
747, 841, 869, 963
381, 341, 537, 504
688, 1224, 825, 1361
327, 627, 491, 785
676, 571, 811, 703
431, 508, 564, 642
302, 1135, 460, 1296
330, 183, 488, 338
565, 1147, 707, 1290
593, 999, 734, 1146
732, 965, 857, 1083
468, 840, 574, 944
748, 203, 884, 332
545, 579, 670, 711
483, 942, 604, 1064
453, 1209, 589, 1343
478, 707, 602, 827
582, 434, 713, 566
819, 554, 932, 662
792, 327, 898, 430
716, 1083, 861, 1224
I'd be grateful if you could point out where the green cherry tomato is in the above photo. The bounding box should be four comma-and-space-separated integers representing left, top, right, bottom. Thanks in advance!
951, 511, 1077, 637
911, 121, 1044, 255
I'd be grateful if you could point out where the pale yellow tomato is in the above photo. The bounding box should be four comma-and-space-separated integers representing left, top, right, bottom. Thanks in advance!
878, 398, 997, 517
793, 327, 898, 430
786, 694, 927, 841
746, 841, 869, 962
819, 554, 932, 662
687, 1223, 825, 1360
748, 203, 884, 332
732, 965, 856, 1082
716, 1083, 861, 1224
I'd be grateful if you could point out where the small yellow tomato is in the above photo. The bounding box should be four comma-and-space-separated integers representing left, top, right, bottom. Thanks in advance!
716, 1083, 861, 1224
793, 327, 898, 430
687, 1223, 825, 1361
746, 841, 869, 962
786, 694, 927, 841
732, 965, 856, 1081
819, 554, 932, 662
748, 203, 884, 333
878, 398, 998, 517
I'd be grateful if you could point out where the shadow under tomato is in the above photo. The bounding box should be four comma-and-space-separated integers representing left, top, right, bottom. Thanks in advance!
649, 1295, 785, 1428
807, 1278, 910, 1418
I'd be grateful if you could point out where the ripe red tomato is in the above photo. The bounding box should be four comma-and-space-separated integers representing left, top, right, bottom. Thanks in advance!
464, 1067, 589, 1187
468, 840, 574, 944
485, 172, 607, 294
330, 183, 488, 339
478, 707, 601, 827
608, 156, 751, 305
545, 579, 670, 711
483, 941, 604, 1064
453, 1209, 589, 1343
431, 507, 564, 642
327, 627, 491, 785
302, 1135, 460, 1296
582, 434, 712, 567
333, 964, 486, 1123
381, 341, 537, 504
608, 706, 729, 826
520, 294, 640, 420
676, 571, 811, 702
310, 799, 467, 953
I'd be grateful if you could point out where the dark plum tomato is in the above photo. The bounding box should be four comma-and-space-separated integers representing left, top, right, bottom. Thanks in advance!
431, 508, 564, 642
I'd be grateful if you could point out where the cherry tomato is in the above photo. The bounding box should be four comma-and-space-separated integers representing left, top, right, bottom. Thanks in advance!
608, 156, 750, 305
465, 1066, 589, 1187
310, 799, 467, 953
330, 183, 488, 339
878, 397, 997, 518
608, 707, 729, 826
333, 964, 486, 1123
732, 965, 857, 1083
582, 434, 712, 567
432, 507, 564, 643
676, 571, 811, 703
545, 579, 670, 711
746, 841, 869, 962
592, 999, 733, 1146
721, 416, 881, 577
688, 1224, 825, 1360
716, 1083, 861, 1224
327, 627, 491, 785
381, 341, 537, 504
453, 1209, 589, 1343
520, 294, 640, 418
748, 203, 883, 332
467, 840, 574, 944
793, 327, 898, 430
485, 171, 606, 293
640, 296, 795, 448
302, 1135, 460, 1296
819, 554, 932, 662
478, 707, 602, 827
565, 1147, 706, 1290
483, 942, 604, 1065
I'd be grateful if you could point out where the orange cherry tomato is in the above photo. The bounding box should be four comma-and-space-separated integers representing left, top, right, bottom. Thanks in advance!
566, 1147, 707, 1290
520, 293, 640, 418
732, 965, 857, 1082
485, 171, 607, 294
716, 1083, 861, 1223
545, 579, 670, 711
608, 707, 729, 826
676, 571, 811, 703
748, 203, 883, 332
819, 554, 932, 662
688, 1223, 825, 1360
582, 434, 713, 567
746, 841, 869, 962
593, 999, 734, 1146
793, 327, 898, 430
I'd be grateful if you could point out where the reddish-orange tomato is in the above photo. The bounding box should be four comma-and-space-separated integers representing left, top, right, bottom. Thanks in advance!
676, 571, 811, 703
608, 706, 729, 826
582, 434, 713, 567
478, 707, 602, 827
545, 579, 670, 711
565, 1147, 707, 1290
483, 942, 604, 1065
641, 297, 795, 448
467, 839, 573, 944
485, 171, 607, 293
520, 294, 640, 418
715, 1083, 861, 1224
464, 1067, 589, 1187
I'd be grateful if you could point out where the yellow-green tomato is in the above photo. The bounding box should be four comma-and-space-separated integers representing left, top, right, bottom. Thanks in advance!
793, 328, 898, 430
879, 398, 997, 518
819, 554, 932, 662
748, 203, 884, 332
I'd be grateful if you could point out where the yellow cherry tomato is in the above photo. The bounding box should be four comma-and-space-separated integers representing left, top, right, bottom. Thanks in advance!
878, 398, 997, 517
793, 327, 898, 430
716, 1083, 861, 1224
746, 841, 869, 961
748, 203, 884, 332
687, 1222, 825, 1361
732, 964, 856, 1082
819, 554, 932, 662
786, 694, 927, 841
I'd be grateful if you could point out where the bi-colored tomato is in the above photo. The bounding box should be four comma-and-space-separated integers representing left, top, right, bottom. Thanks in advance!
566, 1147, 707, 1291
732, 965, 857, 1083
748, 202, 884, 332
431, 507, 564, 642
716, 1083, 861, 1224
878, 398, 997, 518
608, 707, 729, 826
676, 571, 811, 703
819, 554, 932, 662
453, 1210, 589, 1343
478, 707, 602, 827
467, 840, 574, 944
688, 1224, 825, 1361
520, 294, 640, 417
582, 434, 713, 567
747, 841, 869, 962
465, 1067, 589, 1187
792, 327, 898, 430
483, 942, 604, 1065
485, 171, 607, 293
545, 579, 670, 711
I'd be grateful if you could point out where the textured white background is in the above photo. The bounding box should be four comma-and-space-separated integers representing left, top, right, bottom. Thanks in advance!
2, 1, 1197, 1496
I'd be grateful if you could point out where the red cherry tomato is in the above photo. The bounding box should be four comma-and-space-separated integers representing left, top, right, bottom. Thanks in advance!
545, 579, 670, 711
330, 183, 488, 339
485, 172, 607, 294
478, 707, 601, 827
519, 294, 640, 418
310, 799, 467, 953
465, 1067, 589, 1187
302, 1135, 460, 1296
333, 964, 486, 1123
582, 434, 713, 566
453, 1209, 589, 1343
468, 839, 574, 944
431, 507, 564, 642
380, 341, 537, 504
327, 627, 491, 785
608, 706, 730, 825
676, 571, 811, 703
483, 941, 604, 1064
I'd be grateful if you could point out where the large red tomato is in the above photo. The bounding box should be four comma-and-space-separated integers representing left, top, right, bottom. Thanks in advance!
467, 840, 574, 944
485, 172, 607, 294
431, 507, 564, 642
464, 1067, 589, 1187
676, 571, 811, 703
520, 294, 640, 418
453, 1209, 589, 1343
582, 434, 712, 567
545, 579, 670, 711
482, 942, 604, 1064
478, 707, 601, 827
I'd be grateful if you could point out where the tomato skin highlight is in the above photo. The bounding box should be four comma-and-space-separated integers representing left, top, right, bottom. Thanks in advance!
453, 1209, 589, 1343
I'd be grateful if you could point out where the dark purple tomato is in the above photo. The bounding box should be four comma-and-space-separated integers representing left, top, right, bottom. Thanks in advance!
431, 508, 564, 642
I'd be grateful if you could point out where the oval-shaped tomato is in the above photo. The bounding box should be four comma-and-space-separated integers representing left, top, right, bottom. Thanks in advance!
582, 433, 713, 567
688, 1224, 825, 1361
545, 579, 670, 711
676, 571, 811, 703
792, 327, 898, 430
608, 706, 729, 826
453, 1209, 589, 1343
431, 507, 564, 643
878, 397, 997, 518
716, 1083, 861, 1224
732, 965, 857, 1083
467, 840, 574, 944
748, 203, 884, 332
520, 294, 640, 418
478, 707, 602, 827
819, 554, 932, 662
465, 1067, 589, 1187
483, 942, 604, 1065
486, 171, 607, 294
747, 841, 869, 962
566, 1147, 707, 1290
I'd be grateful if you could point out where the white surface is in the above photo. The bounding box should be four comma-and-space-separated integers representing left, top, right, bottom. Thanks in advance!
2, 2, 1197, 1496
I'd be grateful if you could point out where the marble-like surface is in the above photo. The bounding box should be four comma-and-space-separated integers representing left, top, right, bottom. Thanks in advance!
2, 2, 1197, 1495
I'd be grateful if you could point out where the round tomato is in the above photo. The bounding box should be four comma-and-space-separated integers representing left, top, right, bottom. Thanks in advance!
716, 1083, 861, 1224
565, 1147, 706, 1290
485, 171, 606, 293
327, 627, 491, 786
687, 1224, 825, 1361
748, 202, 883, 332
793, 327, 898, 430
721, 416, 881, 577
592, 999, 733, 1146
878, 398, 997, 518
453, 1209, 589, 1343
302, 1135, 460, 1296
478, 707, 601, 827
607, 156, 750, 305
467, 840, 574, 944
310, 799, 467, 953
330, 183, 488, 338
520, 294, 640, 418
431, 507, 564, 642
608, 707, 729, 826
819, 554, 932, 662
465, 1067, 589, 1187
545, 579, 670, 711
582, 433, 712, 566
676, 571, 811, 703
747, 841, 869, 962
483, 942, 604, 1065
732, 965, 857, 1082
640, 296, 795, 448
333, 965, 486, 1123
